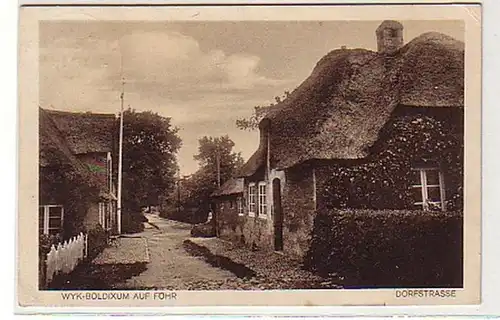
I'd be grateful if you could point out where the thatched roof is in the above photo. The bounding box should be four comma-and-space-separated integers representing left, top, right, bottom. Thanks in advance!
39, 108, 115, 199
211, 178, 244, 197
43, 109, 116, 154
239, 29, 464, 176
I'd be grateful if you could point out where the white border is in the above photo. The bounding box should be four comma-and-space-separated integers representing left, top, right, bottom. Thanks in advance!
7, 0, 500, 317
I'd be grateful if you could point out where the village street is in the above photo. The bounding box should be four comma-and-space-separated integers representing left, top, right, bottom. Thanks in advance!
112, 214, 239, 290
105, 213, 342, 290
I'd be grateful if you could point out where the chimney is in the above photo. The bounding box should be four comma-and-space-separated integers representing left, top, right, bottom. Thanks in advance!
376, 20, 404, 55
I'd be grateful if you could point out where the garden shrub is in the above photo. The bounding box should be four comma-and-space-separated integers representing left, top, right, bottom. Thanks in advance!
304, 209, 463, 288
87, 224, 109, 260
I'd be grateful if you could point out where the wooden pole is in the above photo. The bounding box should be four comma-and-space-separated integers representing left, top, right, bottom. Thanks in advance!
117, 56, 125, 235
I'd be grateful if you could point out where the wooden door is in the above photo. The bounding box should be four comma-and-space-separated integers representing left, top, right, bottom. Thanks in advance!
272, 178, 283, 251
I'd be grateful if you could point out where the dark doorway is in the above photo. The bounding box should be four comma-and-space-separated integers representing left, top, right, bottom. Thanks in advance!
272, 178, 283, 251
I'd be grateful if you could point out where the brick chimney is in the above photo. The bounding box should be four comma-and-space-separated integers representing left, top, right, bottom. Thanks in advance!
376, 20, 404, 55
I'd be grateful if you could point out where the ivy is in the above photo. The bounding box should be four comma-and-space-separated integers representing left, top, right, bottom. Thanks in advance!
317, 111, 463, 211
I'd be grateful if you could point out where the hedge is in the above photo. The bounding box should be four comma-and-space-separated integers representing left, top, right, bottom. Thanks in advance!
303, 209, 463, 288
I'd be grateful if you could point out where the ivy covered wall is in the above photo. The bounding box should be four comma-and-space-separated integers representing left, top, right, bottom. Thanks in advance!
316, 107, 463, 211
39, 152, 100, 240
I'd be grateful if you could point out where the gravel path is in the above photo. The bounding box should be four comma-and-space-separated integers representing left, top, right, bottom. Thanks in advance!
93, 237, 149, 265
112, 214, 238, 290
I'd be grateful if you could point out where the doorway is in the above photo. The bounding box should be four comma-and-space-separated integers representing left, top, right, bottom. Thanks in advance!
272, 178, 283, 251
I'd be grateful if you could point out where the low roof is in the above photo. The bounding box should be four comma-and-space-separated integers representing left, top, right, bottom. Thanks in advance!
211, 178, 244, 197
43, 109, 116, 154
239, 31, 464, 176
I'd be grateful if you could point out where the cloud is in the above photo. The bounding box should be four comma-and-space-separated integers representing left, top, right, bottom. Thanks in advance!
39, 27, 295, 175
115, 31, 288, 92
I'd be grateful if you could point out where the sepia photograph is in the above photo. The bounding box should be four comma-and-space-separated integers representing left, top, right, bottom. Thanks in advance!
17, 3, 482, 308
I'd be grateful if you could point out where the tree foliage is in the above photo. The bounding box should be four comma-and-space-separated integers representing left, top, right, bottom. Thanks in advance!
235, 91, 290, 131
120, 109, 182, 216
168, 135, 244, 223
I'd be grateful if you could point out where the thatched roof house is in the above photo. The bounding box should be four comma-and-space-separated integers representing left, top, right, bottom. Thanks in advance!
240, 30, 464, 175
39, 108, 118, 236
219, 21, 465, 258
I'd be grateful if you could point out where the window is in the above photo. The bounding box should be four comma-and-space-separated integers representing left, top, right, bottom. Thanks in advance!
410, 168, 446, 211
248, 183, 256, 216
39, 205, 64, 235
258, 182, 267, 219
237, 197, 244, 216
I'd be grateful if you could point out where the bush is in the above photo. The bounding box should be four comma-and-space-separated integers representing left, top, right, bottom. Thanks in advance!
121, 211, 146, 234
304, 209, 463, 288
191, 222, 216, 238
87, 224, 109, 260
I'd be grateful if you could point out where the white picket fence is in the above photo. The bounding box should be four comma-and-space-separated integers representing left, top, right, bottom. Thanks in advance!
45, 232, 88, 286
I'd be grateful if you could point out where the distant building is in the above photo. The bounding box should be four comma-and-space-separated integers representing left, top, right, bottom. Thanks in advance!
213, 20, 465, 257
210, 178, 244, 240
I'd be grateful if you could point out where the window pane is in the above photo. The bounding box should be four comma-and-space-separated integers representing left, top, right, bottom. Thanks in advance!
410, 170, 421, 185
49, 206, 62, 219
411, 187, 423, 202
49, 216, 62, 228
427, 187, 442, 202
426, 170, 440, 185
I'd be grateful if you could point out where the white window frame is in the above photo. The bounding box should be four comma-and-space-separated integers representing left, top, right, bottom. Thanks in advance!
248, 182, 256, 217
410, 168, 446, 211
237, 197, 244, 216
39, 205, 64, 235
258, 181, 268, 219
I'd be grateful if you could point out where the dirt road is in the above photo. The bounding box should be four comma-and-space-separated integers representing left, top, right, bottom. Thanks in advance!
113, 214, 237, 290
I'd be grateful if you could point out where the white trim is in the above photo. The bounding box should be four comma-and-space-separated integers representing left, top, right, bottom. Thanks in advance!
39, 205, 64, 235
248, 182, 256, 216
410, 168, 446, 211
258, 181, 267, 219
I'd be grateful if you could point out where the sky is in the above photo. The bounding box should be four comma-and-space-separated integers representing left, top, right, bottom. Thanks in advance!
39, 20, 464, 175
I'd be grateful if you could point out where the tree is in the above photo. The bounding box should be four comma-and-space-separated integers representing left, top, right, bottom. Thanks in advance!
236, 90, 291, 131
193, 135, 244, 186
120, 109, 182, 230
173, 135, 244, 223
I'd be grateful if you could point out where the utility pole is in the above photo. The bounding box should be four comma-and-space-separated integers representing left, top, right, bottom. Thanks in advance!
117, 55, 125, 235
216, 145, 221, 188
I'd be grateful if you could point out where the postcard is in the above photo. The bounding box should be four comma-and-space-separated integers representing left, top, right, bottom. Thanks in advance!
17, 2, 482, 312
